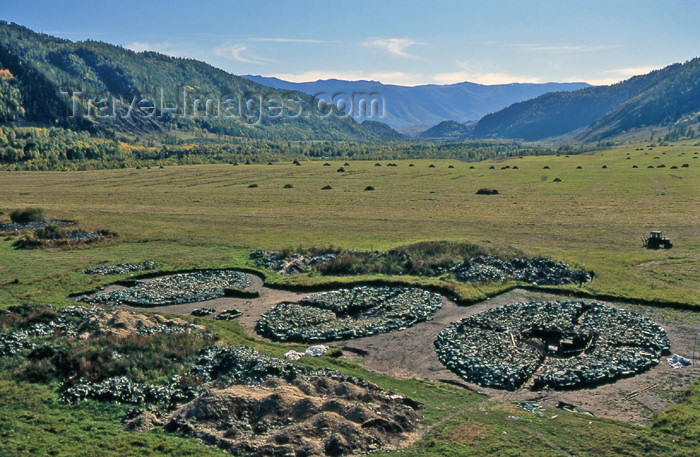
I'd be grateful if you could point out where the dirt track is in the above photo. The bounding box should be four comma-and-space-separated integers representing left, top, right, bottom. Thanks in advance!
113, 273, 700, 425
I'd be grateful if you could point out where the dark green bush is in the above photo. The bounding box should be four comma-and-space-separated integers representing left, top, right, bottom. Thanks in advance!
9, 207, 45, 223
35, 224, 59, 239
11, 233, 43, 249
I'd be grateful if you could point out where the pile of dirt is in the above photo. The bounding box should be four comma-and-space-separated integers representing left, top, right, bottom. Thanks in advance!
435, 301, 670, 390
161, 375, 420, 457
84, 309, 205, 337
63, 344, 421, 456
255, 286, 443, 343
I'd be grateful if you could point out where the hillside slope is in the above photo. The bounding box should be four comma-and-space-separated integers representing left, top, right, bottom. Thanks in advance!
0, 21, 397, 141
417, 120, 474, 139
471, 58, 700, 141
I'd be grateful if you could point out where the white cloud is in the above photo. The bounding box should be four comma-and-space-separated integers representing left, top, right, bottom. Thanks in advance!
213, 44, 270, 64
433, 71, 543, 85
269, 70, 426, 86
362, 38, 423, 58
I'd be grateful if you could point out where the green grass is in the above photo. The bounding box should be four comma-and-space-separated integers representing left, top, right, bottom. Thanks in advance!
0, 141, 699, 456
0, 378, 230, 457
1, 142, 699, 306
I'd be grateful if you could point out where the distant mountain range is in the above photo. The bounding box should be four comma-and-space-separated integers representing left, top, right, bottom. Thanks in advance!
471, 58, 700, 141
0, 21, 399, 141
243, 75, 590, 132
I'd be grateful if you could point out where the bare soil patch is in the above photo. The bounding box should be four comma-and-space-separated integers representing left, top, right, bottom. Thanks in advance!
157, 376, 422, 457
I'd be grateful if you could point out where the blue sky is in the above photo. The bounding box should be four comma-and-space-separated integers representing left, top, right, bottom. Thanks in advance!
3, 0, 699, 86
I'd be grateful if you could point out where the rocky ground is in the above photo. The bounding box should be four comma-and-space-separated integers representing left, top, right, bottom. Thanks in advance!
450, 256, 591, 285
84, 261, 157, 275
0, 219, 73, 233
78, 270, 251, 306
255, 286, 443, 343
87, 272, 697, 425
250, 250, 590, 286
250, 250, 339, 276
434, 301, 670, 390
11, 227, 115, 248
0, 305, 204, 357
1, 303, 423, 457
69, 345, 423, 457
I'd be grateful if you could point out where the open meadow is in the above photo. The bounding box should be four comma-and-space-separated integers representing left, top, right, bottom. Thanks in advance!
1, 141, 699, 457
2, 141, 699, 305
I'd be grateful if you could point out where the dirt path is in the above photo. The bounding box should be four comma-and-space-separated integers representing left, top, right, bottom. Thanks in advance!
112, 273, 699, 425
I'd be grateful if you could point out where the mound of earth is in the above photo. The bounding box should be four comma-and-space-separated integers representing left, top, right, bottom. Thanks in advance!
78, 270, 251, 306
64, 345, 422, 456
250, 249, 590, 286
84, 309, 205, 337
256, 286, 443, 343
435, 301, 670, 390
161, 376, 420, 457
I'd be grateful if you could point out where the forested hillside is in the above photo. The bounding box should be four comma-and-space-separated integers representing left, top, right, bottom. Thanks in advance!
471, 58, 700, 141
418, 120, 474, 139
0, 21, 397, 142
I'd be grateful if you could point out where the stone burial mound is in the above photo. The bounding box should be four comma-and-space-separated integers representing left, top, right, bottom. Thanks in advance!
256, 286, 443, 343
434, 301, 670, 391
250, 246, 590, 287
77, 269, 251, 307
0, 305, 205, 358
450, 256, 590, 285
